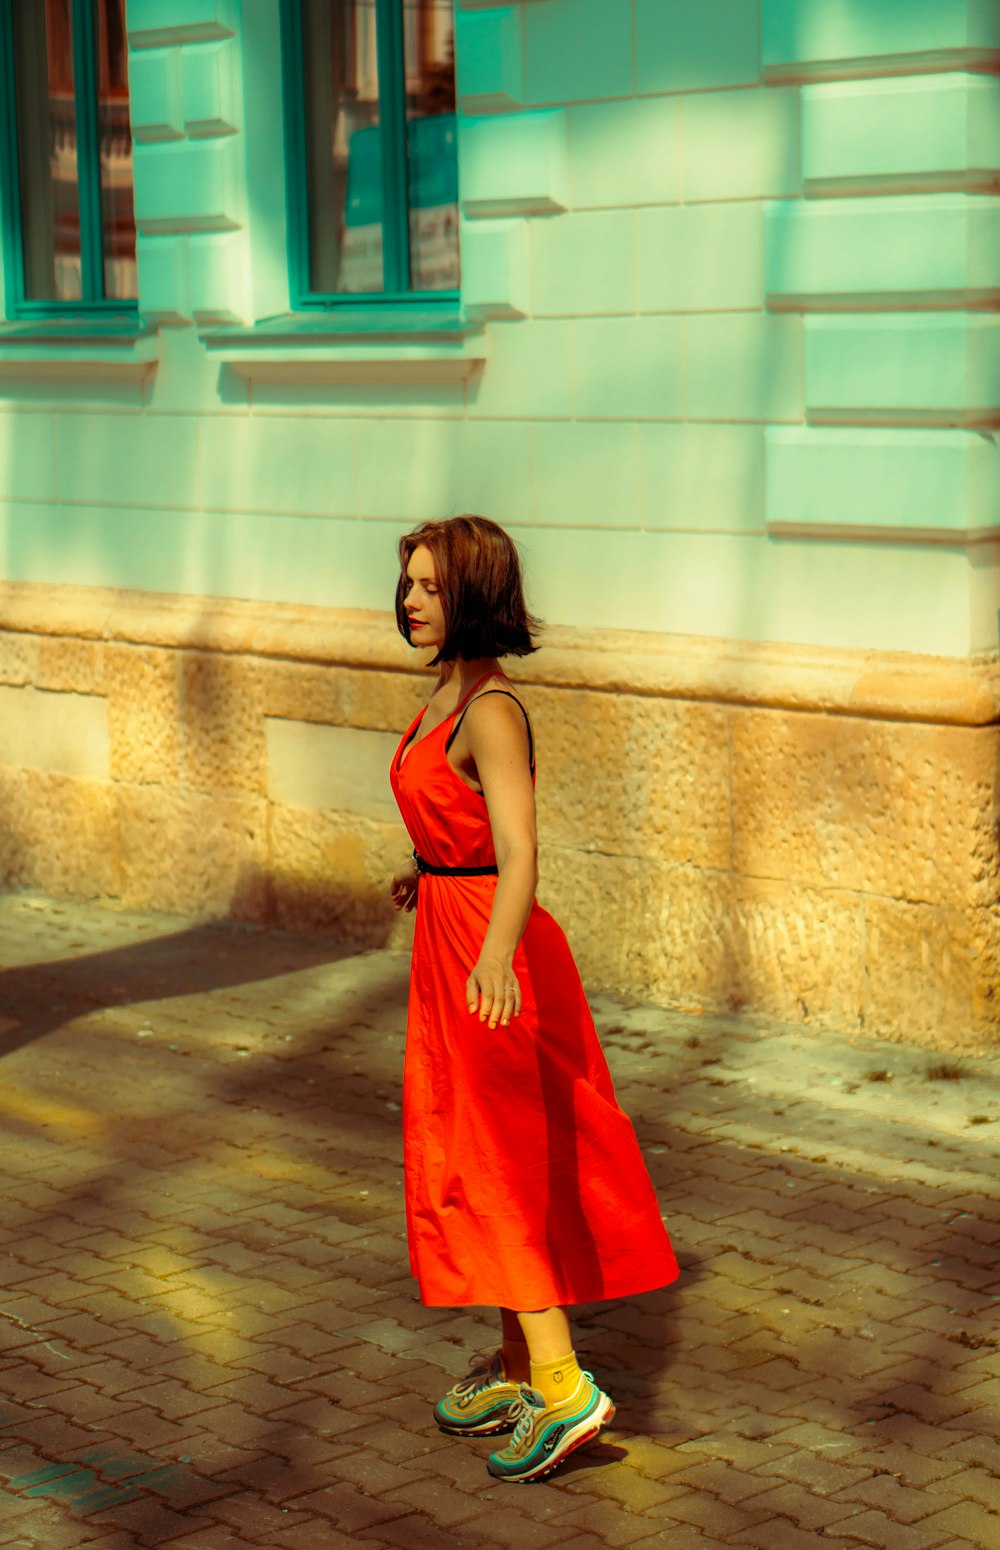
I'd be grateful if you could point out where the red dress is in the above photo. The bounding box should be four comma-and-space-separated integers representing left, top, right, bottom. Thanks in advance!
389, 668, 679, 1310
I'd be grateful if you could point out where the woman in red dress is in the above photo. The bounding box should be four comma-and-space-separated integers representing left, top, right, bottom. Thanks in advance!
388, 515, 678, 1483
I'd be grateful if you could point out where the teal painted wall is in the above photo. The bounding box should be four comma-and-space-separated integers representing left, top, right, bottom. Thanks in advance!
0, 0, 998, 656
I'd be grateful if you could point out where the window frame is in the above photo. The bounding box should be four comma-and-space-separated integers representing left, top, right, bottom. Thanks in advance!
279, 0, 460, 311
0, 0, 137, 318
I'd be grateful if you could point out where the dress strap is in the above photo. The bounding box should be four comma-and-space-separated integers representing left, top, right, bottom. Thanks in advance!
445, 690, 535, 776
452, 669, 503, 720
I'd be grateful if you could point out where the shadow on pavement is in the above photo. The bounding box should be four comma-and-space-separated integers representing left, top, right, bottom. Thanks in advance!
0, 917, 359, 1060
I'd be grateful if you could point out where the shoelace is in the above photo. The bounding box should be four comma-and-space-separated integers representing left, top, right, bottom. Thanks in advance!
451, 1349, 503, 1400
506, 1386, 546, 1447
505, 1371, 597, 1449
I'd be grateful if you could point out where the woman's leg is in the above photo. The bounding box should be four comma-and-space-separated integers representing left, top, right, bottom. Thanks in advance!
498, 1305, 531, 1382
516, 1306, 584, 1406
485, 1307, 614, 1480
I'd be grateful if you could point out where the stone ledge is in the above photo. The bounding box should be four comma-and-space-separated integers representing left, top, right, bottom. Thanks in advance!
0, 580, 997, 728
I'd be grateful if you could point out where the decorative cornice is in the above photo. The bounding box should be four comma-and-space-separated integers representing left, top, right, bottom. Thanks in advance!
0, 582, 997, 729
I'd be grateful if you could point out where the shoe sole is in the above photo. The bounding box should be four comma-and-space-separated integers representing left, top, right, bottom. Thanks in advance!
488, 1394, 615, 1483
437, 1416, 517, 1437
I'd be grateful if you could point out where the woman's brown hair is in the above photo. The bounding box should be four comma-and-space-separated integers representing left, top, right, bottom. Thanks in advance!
395, 515, 543, 666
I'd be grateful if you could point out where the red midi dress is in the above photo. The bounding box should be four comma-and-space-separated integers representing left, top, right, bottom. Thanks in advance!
389, 668, 679, 1310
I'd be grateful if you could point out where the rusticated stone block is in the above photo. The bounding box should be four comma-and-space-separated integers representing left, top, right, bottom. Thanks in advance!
863, 896, 994, 1048
541, 845, 869, 1033
732, 711, 1000, 909
0, 632, 38, 686
106, 644, 181, 784
37, 638, 105, 695
340, 668, 434, 735
260, 660, 427, 735
533, 686, 731, 868
0, 766, 119, 897
117, 784, 267, 915
260, 661, 352, 725
536, 843, 634, 991
269, 804, 414, 951
0, 766, 28, 886
266, 720, 401, 823
0, 685, 109, 780
975, 907, 1000, 1037
623, 863, 866, 1031
723, 874, 866, 1031
180, 652, 266, 796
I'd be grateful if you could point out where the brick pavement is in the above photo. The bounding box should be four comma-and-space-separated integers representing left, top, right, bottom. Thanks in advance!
0, 890, 998, 1550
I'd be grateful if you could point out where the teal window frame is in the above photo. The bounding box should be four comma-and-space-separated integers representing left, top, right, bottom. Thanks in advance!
0, 0, 137, 318
279, 0, 460, 311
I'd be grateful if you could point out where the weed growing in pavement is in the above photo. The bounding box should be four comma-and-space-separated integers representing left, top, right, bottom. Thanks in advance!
925, 1062, 965, 1081
949, 1329, 997, 1349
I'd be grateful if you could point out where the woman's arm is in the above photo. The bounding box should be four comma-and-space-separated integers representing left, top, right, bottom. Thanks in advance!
463, 696, 538, 1030
390, 855, 419, 912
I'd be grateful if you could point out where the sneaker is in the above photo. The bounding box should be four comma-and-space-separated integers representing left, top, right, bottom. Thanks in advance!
486, 1371, 615, 1483
433, 1350, 523, 1436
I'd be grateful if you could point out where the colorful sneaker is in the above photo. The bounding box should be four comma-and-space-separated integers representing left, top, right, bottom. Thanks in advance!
486, 1371, 615, 1483
433, 1350, 523, 1436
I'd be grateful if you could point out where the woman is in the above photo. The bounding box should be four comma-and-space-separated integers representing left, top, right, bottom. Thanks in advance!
388, 515, 678, 1484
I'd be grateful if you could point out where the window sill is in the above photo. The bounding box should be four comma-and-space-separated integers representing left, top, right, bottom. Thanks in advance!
199, 311, 487, 384
0, 319, 159, 379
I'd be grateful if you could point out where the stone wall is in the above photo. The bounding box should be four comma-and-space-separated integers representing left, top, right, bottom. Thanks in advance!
1, 581, 997, 1051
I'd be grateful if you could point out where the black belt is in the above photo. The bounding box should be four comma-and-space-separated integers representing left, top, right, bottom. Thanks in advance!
413, 848, 498, 877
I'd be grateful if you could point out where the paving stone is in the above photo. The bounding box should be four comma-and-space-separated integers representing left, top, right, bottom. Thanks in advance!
157, 1528, 271, 1550
660, 1459, 772, 1504
830, 1470, 962, 1523
380, 1475, 493, 1527
102, 1406, 204, 1450
575, 1464, 690, 1512
833, 1509, 969, 1548
846, 1446, 966, 1489
752, 1449, 870, 1496
922, 1466, 1000, 1513
81, 1497, 197, 1546
646, 1490, 772, 1537
765, 1421, 867, 1458
916, 1501, 1000, 1547
189, 1493, 313, 1541
728, 1518, 858, 1550
323, 1421, 453, 1468
72, 1535, 146, 1549
548, 1534, 668, 1550
739, 1481, 864, 1531
550, 1507, 692, 1547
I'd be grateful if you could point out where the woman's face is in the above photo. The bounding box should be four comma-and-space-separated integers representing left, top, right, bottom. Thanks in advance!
403, 543, 446, 649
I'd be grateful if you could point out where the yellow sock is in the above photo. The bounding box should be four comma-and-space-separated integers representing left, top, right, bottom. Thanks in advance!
500, 1339, 531, 1384
530, 1351, 584, 1408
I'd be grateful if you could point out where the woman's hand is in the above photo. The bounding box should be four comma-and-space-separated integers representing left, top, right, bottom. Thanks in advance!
390, 862, 419, 912
467, 955, 521, 1030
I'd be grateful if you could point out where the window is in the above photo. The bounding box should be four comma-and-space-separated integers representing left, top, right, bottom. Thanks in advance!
0, 0, 136, 313
282, 0, 459, 306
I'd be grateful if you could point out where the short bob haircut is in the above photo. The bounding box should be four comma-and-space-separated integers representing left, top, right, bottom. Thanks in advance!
396, 514, 543, 667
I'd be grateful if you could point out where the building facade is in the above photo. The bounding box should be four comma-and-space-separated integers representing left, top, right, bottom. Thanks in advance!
0, 0, 998, 1047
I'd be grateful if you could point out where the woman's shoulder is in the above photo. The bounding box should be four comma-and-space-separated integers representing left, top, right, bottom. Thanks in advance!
467, 676, 529, 714
459, 680, 533, 754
